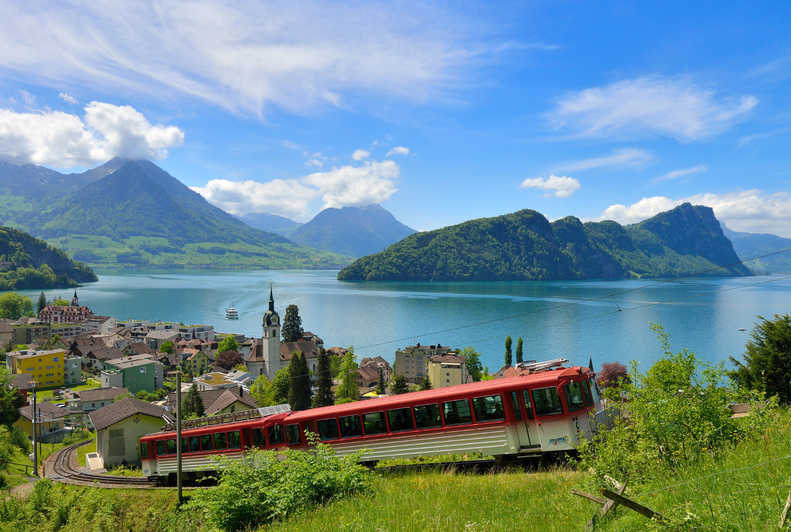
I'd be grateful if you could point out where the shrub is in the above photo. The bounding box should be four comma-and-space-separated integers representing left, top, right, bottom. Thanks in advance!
596, 361, 629, 389
186, 435, 372, 530
730, 314, 791, 404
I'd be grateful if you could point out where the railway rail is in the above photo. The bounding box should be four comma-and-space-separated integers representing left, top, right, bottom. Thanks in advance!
45, 439, 157, 489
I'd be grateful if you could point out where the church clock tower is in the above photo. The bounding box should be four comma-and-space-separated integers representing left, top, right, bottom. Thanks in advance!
262, 286, 282, 379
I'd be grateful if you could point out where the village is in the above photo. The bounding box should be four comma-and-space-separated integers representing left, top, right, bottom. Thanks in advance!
1, 288, 483, 473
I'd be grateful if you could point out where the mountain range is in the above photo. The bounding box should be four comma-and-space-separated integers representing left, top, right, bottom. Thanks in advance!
721, 225, 791, 273
338, 203, 752, 281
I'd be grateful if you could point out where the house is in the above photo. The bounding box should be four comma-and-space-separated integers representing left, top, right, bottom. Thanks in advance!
100, 354, 163, 393
9, 373, 34, 393
38, 304, 94, 324
183, 350, 210, 375
225, 369, 253, 389
0, 319, 13, 347
69, 387, 129, 413
70, 335, 126, 370
394, 343, 456, 384
427, 353, 469, 388
194, 371, 235, 391
89, 398, 169, 468
64, 356, 82, 386
15, 402, 67, 442
6, 349, 67, 387
83, 315, 117, 334
10, 321, 51, 345
145, 329, 180, 351
360, 356, 392, 383
279, 331, 326, 374
48, 322, 86, 339
177, 324, 215, 341
357, 365, 381, 388
166, 386, 258, 416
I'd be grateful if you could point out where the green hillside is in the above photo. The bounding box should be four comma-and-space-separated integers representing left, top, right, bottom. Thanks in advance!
0, 226, 97, 290
338, 203, 751, 281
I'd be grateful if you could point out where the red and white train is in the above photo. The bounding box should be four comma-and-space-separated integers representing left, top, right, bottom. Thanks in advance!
139, 361, 605, 480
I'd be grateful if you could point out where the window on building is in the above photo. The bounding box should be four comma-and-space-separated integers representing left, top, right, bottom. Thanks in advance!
166, 438, 176, 455
472, 395, 505, 422
156, 440, 167, 456
140, 441, 149, 458
285, 424, 301, 444
387, 408, 414, 432
443, 399, 473, 425
201, 434, 213, 451
414, 404, 441, 428
510, 392, 522, 420
228, 431, 241, 449
564, 382, 586, 412
363, 412, 386, 435
214, 432, 228, 450
317, 419, 339, 441
532, 387, 563, 416
267, 425, 283, 445
339, 415, 362, 438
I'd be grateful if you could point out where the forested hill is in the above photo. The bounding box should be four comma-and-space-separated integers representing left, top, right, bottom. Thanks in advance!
337, 203, 751, 281
0, 226, 97, 290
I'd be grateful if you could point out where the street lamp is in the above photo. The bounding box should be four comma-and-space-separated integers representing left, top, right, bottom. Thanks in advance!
31, 379, 38, 477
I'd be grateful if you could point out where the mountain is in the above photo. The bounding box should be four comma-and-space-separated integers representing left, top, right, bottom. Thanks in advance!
722, 224, 791, 273
0, 159, 349, 269
289, 205, 416, 257
236, 212, 301, 236
0, 225, 96, 290
338, 203, 750, 281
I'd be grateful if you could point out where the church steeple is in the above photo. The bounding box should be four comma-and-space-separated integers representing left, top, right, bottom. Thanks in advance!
268, 284, 275, 312
71, 290, 79, 307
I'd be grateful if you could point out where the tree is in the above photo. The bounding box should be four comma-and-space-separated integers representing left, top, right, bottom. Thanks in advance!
419, 375, 432, 390
516, 337, 524, 364
460, 347, 483, 382
51, 298, 70, 306
288, 351, 312, 411
271, 366, 290, 405
217, 335, 239, 353
597, 362, 630, 389
313, 349, 334, 407
215, 350, 242, 370
0, 293, 33, 320
730, 314, 791, 404
329, 352, 343, 378
182, 384, 205, 418
36, 291, 46, 314
282, 304, 303, 342
391, 374, 409, 395
159, 341, 174, 354
504, 336, 512, 367
0, 368, 24, 425
336, 351, 359, 402
250, 374, 274, 406
376, 367, 386, 395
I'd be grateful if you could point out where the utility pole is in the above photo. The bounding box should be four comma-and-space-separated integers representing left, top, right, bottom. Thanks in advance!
31, 379, 38, 477
175, 371, 183, 504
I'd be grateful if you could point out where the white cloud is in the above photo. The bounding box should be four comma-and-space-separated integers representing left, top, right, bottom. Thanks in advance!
386, 146, 410, 157
58, 92, 78, 104
304, 160, 400, 208
0, 102, 183, 167
305, 152, 326, 168
654, 164, 707, 183
548, 77, 757, 141
599, 190, 791, 237
19, 90, 35, 106
520, 174, 580, 198
352, 149, 370, 161
0, 1, 502, 117
191, 178, 317, 220
555, 147, 653, 172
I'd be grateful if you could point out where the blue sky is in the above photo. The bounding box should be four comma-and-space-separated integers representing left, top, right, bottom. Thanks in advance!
1, 1, 790, 235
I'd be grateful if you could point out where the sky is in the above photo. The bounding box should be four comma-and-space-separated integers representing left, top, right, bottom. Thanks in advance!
0, 1, 790, 236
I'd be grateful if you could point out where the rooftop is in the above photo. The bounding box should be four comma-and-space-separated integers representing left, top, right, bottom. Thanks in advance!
89, 397, 168, 431
77, 387, 129, 402
8, 349, 66, 359
105, 354, 157, 370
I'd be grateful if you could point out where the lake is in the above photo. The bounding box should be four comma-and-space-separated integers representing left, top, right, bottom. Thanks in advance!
22, 270, 791, 372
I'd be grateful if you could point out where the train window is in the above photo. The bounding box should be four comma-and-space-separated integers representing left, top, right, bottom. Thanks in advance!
181, 438, 189, 453
363, 412, 387, 435
532, 387, 563, 416
339, 415, 363, 438
510, 392, 522, 420
301, 422, 315, 439
285, 424, 301, 444
317, 419, 339, 441
228, 431, 241, 449
522, 390, 535, 419
215, 432, 228, 450
156, 440, 167, 456
414, 404, 441, 428
443, 399, 473, 425
166, 439, 176, 455
564, 382, 585, 412
201, 434, 213, 451
268, 425, 284, 445
140, 442, 149, 458
582, 380, 593, 406
387, 408, 414, 432
473, 395, 505, 422
189, 436, 200, 452
252, 428, 265, 447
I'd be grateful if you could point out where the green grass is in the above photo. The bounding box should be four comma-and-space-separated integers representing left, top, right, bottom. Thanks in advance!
105, 464, 143, 477
76, 435, 96, 467
4, 447, 36, 488
34, 379, 101, 402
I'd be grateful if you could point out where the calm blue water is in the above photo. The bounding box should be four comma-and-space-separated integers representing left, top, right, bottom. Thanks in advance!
21, 270, 791, 372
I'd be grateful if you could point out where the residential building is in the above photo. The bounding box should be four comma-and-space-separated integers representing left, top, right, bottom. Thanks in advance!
100, 354, 163, 393
0, 319, 14, 347
83, 315, 116, 334
69, 387, 128, 412
177, 324, 215, 341
183, 350, 210, 376
279, 331, 326, 374
15, 402, 67, 442
166, 386, 257, 416
225, 369, 253, 389
357, 365, 381, 388
38, 304, 94, 324
360, 356, 392, 383
194, 371, 235, 391
145, 329, 180, 351
89, 398, 168, 467
427, 353, 469, 388
49, 322, 86, 338
394, 343, 456, 384
70, 335, 126, 370
11, 321, 50, 345
6, 349, 66, 387
64, 356, 82, 386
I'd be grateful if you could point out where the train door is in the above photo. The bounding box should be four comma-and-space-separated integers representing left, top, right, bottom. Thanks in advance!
510, 390, 540, 448
520, 390, 541, 447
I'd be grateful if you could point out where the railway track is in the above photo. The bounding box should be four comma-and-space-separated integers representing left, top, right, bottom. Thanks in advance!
45, 440, 157, 489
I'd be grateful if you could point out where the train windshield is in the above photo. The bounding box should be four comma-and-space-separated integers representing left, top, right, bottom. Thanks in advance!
564, 382, 586, 411
532, 387, 563, 416
139, 442, 149, 458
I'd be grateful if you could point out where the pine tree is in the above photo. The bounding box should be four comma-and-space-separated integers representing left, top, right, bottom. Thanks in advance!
336, 351, 359, 402
36, 291, 46, 314
516, 336, 524, 364
391, 374, 409, 394
282, 304, 304, 342
376, 367, 386, 395
419, 375, 432, 390
313, 349, 335, 407
288, 351, 312, 411
182, 384, 205, 418
505, 336, 513, 367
